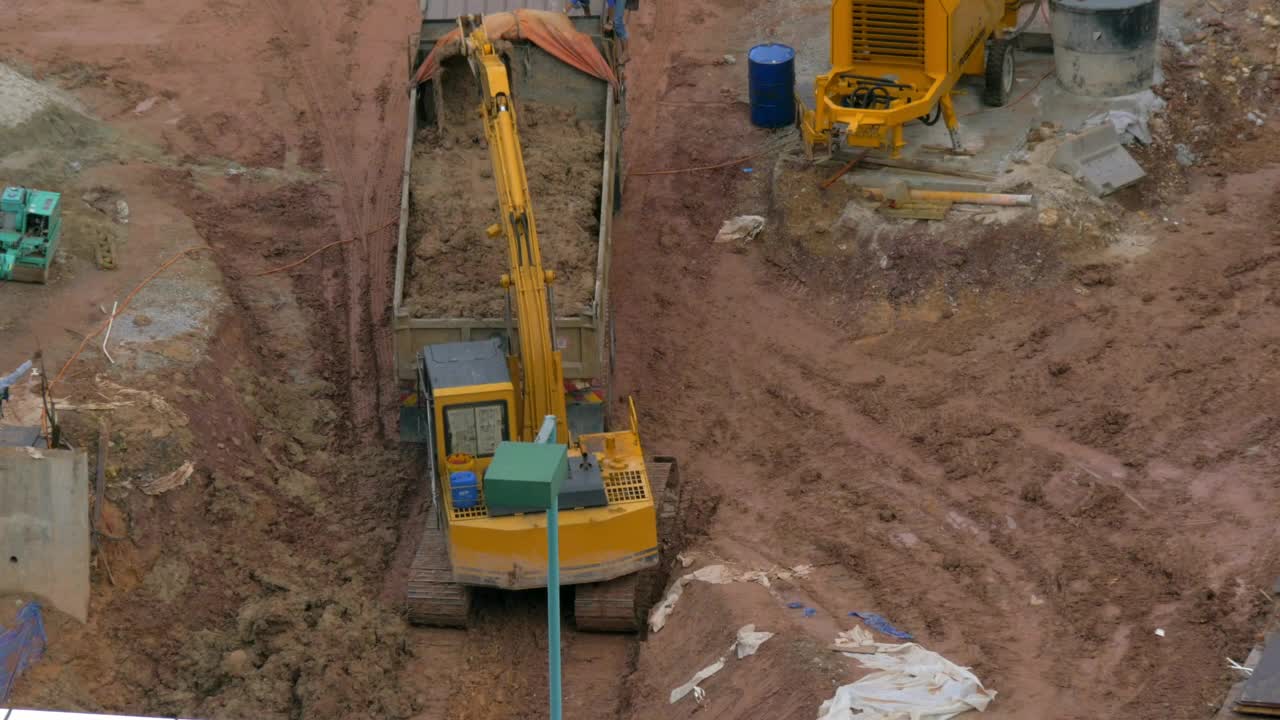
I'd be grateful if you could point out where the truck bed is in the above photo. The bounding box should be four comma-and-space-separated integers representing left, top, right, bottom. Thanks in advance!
394, 14, 621, 435
402, 69, 602, 320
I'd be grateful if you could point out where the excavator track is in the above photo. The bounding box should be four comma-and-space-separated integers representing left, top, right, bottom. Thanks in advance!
575, 458, 682, 632
406, 506, 471, 628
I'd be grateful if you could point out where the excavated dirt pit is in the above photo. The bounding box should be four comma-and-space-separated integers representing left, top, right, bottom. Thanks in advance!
404, 64, 603, 319
5, 0, 1280, 719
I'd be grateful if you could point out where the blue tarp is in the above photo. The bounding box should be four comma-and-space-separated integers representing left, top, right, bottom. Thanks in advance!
848, 611, 913, 640
1, 602, 47, 701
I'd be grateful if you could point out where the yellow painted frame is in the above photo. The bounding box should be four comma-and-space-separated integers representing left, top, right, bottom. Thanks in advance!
801, 0, 1015, 156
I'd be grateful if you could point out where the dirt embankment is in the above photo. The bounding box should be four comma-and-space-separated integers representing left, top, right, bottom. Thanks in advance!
606, 0, 1280, 718
405, 66, 604, 319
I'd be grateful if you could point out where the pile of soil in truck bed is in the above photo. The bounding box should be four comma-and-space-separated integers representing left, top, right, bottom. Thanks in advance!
404, 96, 604, 318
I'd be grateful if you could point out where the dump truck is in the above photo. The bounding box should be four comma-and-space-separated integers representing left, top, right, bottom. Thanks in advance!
395, 5, 677, 631
395, 1, 624, 443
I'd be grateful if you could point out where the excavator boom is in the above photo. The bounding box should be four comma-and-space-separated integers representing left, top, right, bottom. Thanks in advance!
462, 17, 569, 444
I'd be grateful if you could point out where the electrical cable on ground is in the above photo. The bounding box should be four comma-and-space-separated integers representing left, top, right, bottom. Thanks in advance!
630, 133, 800, 177
961, 68, 1054, 117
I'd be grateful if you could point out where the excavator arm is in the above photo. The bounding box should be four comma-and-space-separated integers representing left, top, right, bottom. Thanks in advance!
461, 15, 569, 443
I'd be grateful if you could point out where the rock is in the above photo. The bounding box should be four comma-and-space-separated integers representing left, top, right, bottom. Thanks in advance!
713, 215, 765, 244
1264, 14, 1280, 27
1038, 208, 1060, 228
1205, 196, 1229, 215
114, 199, 130, 224
222, 649, 251, 677
1175, 143, 1198, 167
132, 314, 152, 327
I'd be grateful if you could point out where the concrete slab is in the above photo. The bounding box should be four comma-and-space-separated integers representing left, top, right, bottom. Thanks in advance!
1050, 124, 1146, 196
1215, 645, 1267, 719
0, 446, 90, 622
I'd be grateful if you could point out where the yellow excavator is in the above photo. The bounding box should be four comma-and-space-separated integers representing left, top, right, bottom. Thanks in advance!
405, 15, 679, 632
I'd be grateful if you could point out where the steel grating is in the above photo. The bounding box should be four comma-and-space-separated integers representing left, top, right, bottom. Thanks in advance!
604, 469, 649, 504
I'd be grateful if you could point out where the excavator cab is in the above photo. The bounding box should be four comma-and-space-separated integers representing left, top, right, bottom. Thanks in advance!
417, 338, 516, 481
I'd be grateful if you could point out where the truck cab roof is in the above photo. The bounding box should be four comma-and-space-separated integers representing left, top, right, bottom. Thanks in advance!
421, 337, 511, 391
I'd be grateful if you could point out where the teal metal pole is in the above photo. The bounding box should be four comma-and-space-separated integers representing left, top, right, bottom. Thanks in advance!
548, 498, 562, 720
535, 414, 563, 720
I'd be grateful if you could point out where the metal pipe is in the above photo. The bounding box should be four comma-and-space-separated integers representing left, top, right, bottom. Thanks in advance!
863, 188, 1035, 207
547, 500, 562, 720
533, 413, 562, 720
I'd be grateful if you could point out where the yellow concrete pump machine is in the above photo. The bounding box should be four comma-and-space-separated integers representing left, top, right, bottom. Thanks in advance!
405, 15, 679, 632
802, 0, 1027, 157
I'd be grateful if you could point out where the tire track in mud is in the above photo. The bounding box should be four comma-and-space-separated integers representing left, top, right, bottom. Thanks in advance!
257, 0, 406, 440
658, 239, 1280, 716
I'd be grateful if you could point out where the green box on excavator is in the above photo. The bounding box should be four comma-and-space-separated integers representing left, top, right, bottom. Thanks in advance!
1, 185, 62, 284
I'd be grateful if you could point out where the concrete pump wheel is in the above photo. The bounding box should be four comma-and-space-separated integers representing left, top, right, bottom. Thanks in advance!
983, 38, 1016, 107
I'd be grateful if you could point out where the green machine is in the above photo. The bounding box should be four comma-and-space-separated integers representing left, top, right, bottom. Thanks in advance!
1, 186, 62, 283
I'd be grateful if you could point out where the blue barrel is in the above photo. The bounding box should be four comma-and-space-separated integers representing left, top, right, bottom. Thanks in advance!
748, 44, 796, 129
450, 471, 479, 509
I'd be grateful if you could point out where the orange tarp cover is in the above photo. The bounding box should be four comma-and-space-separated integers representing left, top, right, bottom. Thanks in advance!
412, 10, 617, 89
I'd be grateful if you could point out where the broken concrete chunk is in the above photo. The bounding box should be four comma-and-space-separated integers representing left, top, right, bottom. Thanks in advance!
1050, 125, 1146, 197
1175, 143, 1198, 167
714, 215, 765, 244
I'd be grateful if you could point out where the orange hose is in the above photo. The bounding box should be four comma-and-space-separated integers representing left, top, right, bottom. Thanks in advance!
50, 246, 208, 393
43, 216, 400, 438
254, 238, 353, 277
42, 246, 209, 440
253, 218, 397, 277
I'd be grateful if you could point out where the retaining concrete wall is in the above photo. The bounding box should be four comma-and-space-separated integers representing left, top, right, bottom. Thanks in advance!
0, 447, 89, 622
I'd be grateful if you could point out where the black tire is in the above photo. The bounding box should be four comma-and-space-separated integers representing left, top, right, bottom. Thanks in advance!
983, 38, 1016, 107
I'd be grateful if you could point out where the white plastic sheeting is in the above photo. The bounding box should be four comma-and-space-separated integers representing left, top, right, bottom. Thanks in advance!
669, 624, 775, 705
648, 563, 812, 633
669, 658, 725, 704
818, 642, 996, 720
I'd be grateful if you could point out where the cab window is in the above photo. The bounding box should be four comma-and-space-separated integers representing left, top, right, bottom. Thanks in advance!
443, 401, 508, 457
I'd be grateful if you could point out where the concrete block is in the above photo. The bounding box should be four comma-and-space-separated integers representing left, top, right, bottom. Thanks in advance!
0, 447, 90, 622
1051, 125, 1146, 197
